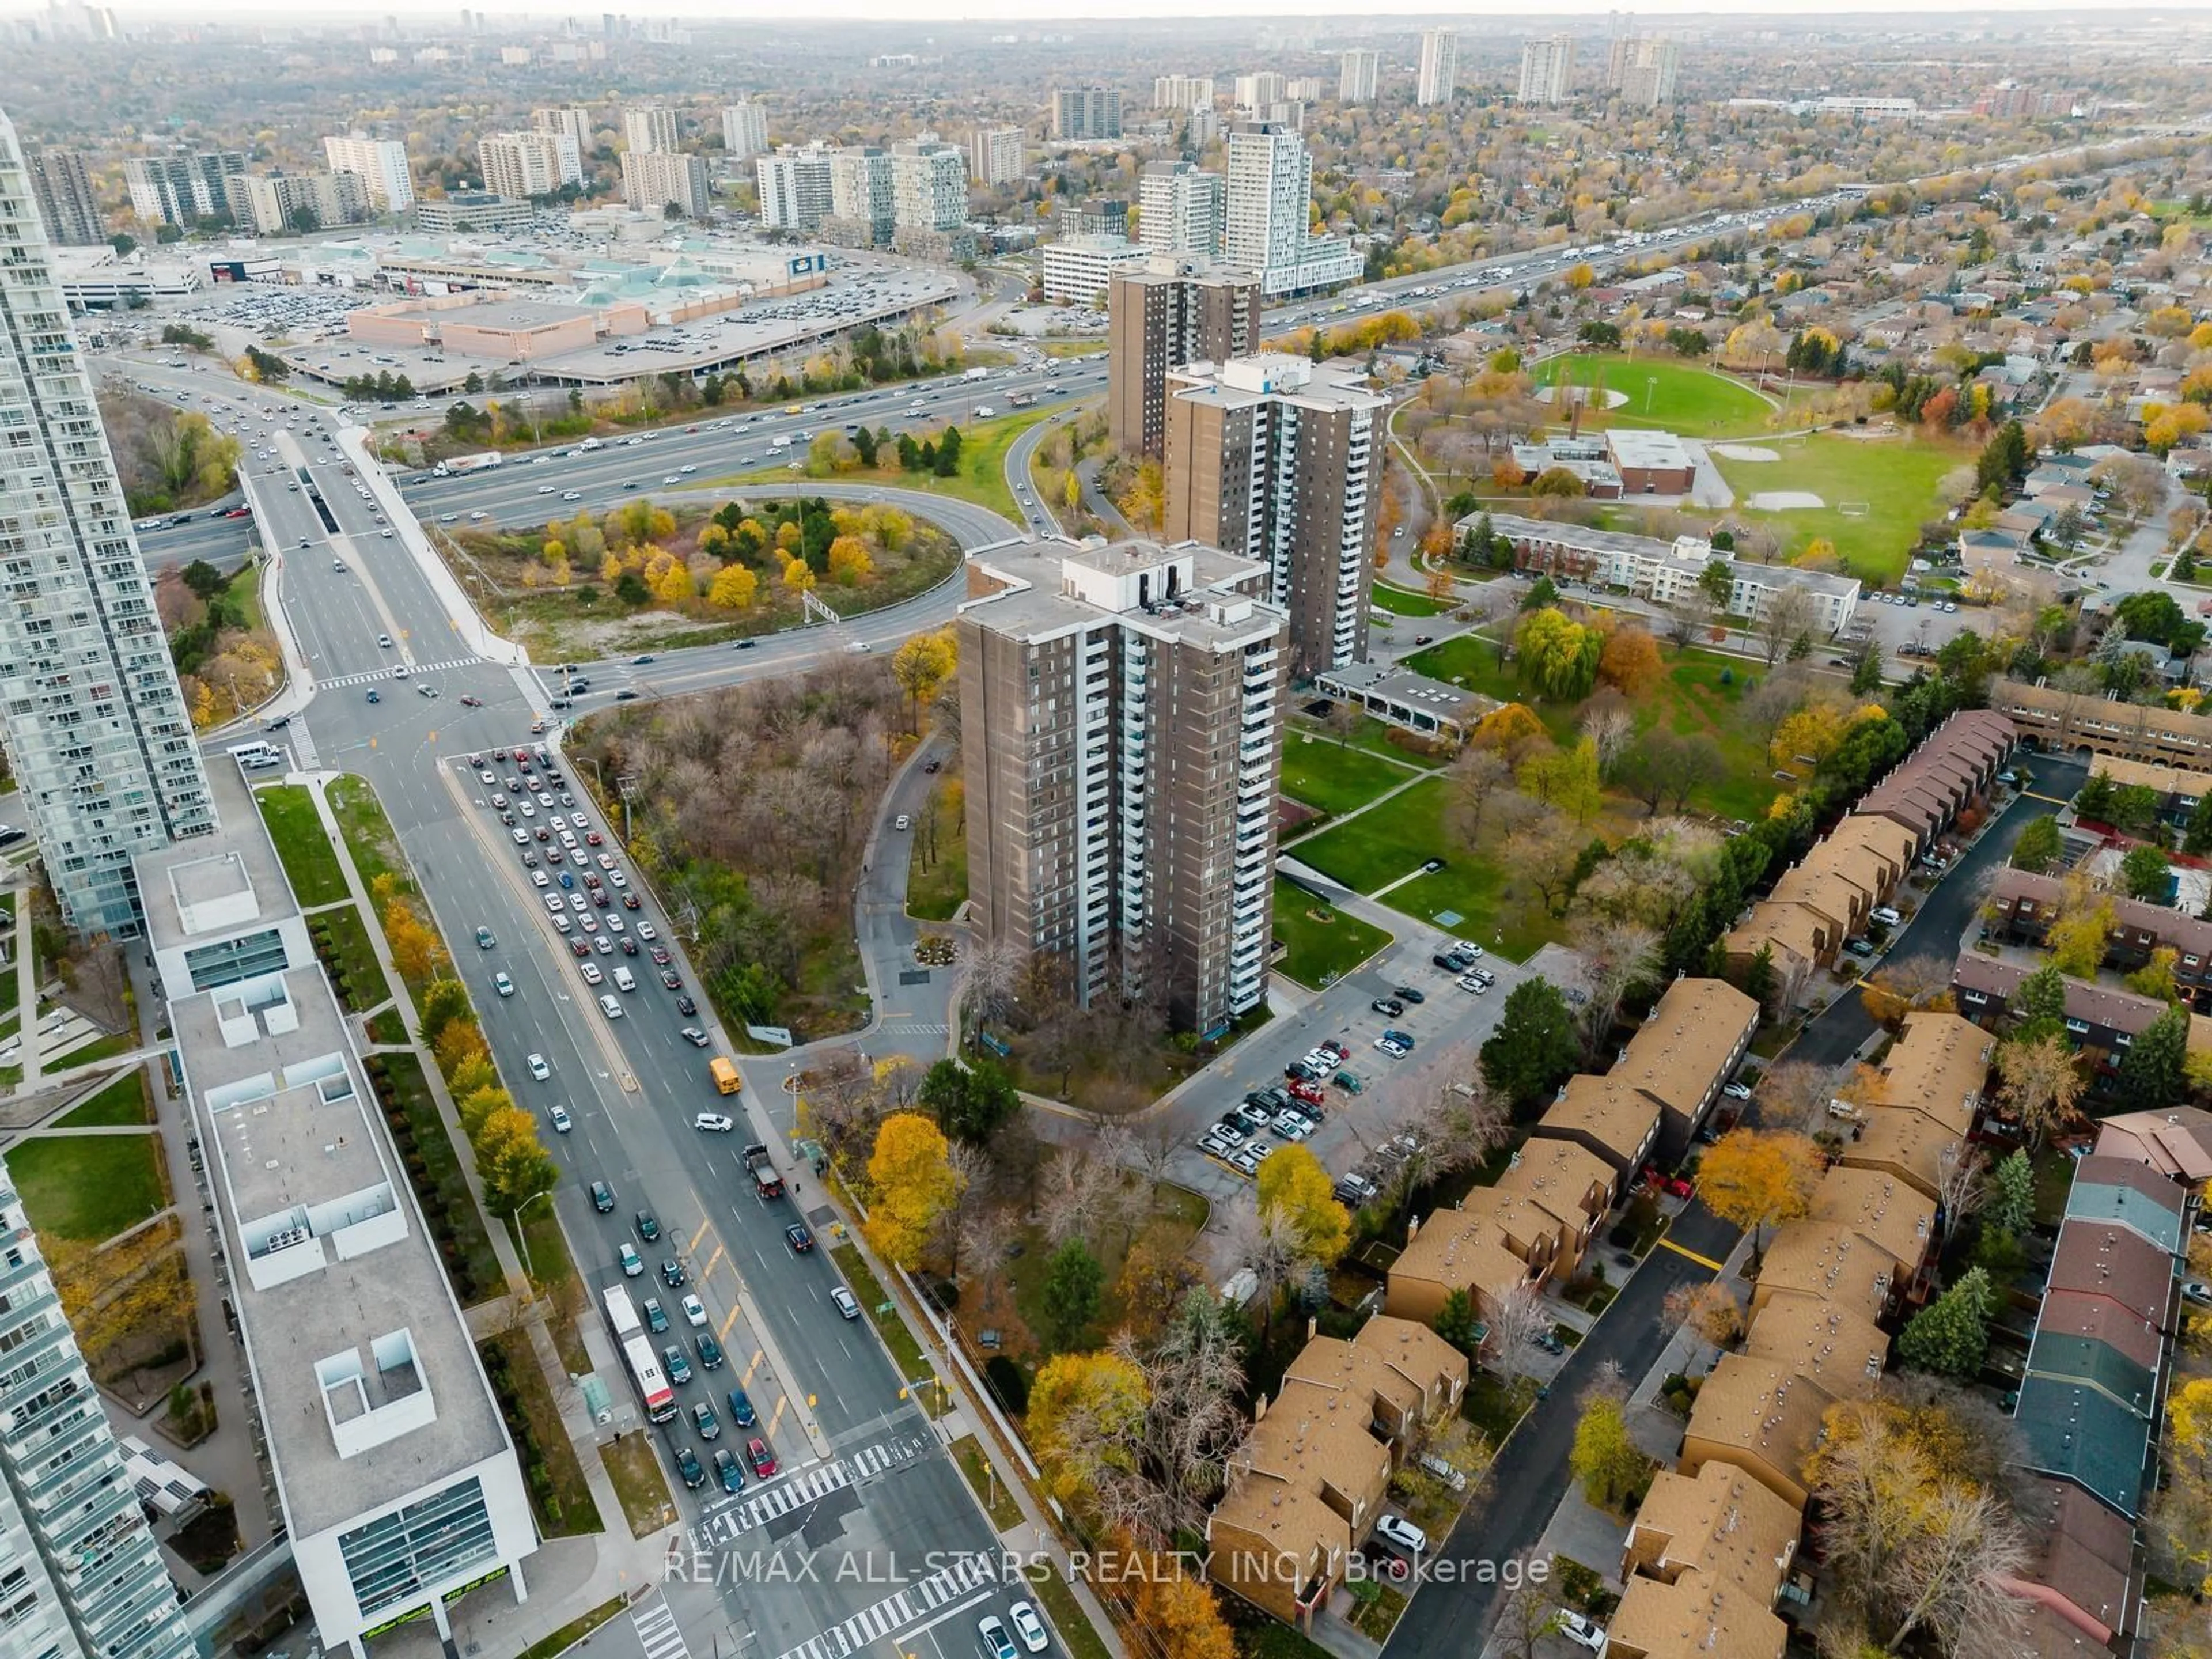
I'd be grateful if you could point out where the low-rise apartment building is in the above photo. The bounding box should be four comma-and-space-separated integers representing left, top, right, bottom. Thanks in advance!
1807, 1166, 1938, 1301
1383, 1191, 1562, 1327
1749, 1221, 1897, 1323
1853, 709, 2016, 853
1986, 867, 2212, 1008
1474, 513, 1861, 638
2009, 1476, 2139, 1650
1831, 1010, 1991, 1205
1676, 1354, 1839, 1511
1206, 1317, 1465, 1625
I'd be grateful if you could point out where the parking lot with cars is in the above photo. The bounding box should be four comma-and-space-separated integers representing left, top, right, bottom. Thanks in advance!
1149, 916, 1564, 1245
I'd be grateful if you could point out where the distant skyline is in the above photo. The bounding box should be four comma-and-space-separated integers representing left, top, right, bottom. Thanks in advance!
14, 0, 2199, 21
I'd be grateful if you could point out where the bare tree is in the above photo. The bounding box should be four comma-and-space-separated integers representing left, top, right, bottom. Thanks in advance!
1039, 1146, 1118, 1248
960, 935, 1026, 1043
1484, 1282, 1550, 1382
1751, 586, 1820, 667
1580, 692, 1638, 779
1661, 596, 1711, 654
1661, 1280, 1744, 1353
1491, 1558, 1567, 1659
1756, 1058, 1845, 1135
938, 1141, 997, 1277
1100, 1292, 1251, 1543
1933, 1143, 1986, 1229
1389, 1080, 1513, 1206
1569, 916, 1661, 1043
1446, 748, 1516, 849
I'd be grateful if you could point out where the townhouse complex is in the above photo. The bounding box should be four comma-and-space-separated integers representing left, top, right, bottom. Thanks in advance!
1205, 1317, 1468, 1623
1383, 977, 1759, 1331
1724, 711, 2016, 1000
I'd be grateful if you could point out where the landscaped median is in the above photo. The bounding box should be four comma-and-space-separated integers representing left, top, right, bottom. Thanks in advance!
717, 407, 1051, 524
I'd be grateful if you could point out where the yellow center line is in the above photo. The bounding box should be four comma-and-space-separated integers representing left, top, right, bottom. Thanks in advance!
1658, 1236, 1725, 1272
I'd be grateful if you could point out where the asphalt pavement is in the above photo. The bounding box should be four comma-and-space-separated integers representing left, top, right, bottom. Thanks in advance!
1784, 751, 2084, 1071
1385, 1203, 1738, 1656
217, 411, 1027, 1656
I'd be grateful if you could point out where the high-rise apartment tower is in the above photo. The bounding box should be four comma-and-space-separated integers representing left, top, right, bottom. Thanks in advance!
957, 538, 1287, 1035
1338, 49, 1380, 104
1162, 354, 1386, 676
0, 111, 214, 935
1417, 28, 1459, 105
24, 147, 101, 244
1107, 257, 1260, 457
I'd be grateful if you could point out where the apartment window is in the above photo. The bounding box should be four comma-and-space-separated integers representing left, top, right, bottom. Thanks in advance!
183, 927, 288, 991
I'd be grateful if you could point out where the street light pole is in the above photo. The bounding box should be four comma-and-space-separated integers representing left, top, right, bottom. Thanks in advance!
514, 1187, 555, 1277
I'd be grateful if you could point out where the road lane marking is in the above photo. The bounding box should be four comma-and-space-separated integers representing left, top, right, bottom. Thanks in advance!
1657, 1236, 1725, 1271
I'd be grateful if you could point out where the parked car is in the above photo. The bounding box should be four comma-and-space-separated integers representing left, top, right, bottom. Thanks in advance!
1556, 1611, 1608, 1652
1370, 997, 1405, 1017
1374, 1514, 1428, 1555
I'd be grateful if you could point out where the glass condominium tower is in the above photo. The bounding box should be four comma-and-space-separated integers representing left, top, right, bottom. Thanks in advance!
0, 109, 214, 935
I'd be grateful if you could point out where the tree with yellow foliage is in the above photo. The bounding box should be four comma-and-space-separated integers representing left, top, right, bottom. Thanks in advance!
2157, 1376, 2212, 1595
1255, 1145, 1350, 1268
432, 1013, 488, 1081
1471, 701, 1550, 763
1770, 702, 1847, 772
385, 901, 446, 986
1124, 1550, 1237, 1659
863, 1112, 962, 1269
2046, 880, 2116, 979
892, 630, 957, 730
708, 564, 758, 610
1696, 1127, 1822, 1264
780, 554, 815, 592
646, 552, 694, 607
1026, 1351, 1148, 1507
775, 520, 803, 554
1566, 261, 1595, 289
826, 535, 874, 586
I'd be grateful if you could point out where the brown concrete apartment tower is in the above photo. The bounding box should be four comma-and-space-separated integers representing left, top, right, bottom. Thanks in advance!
957, 538, 1287, 1035
1161, 354, 1387, 677
1107, 258, 1262, 458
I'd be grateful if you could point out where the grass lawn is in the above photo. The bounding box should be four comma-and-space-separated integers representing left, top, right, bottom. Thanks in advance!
1278, 732, 1419, 816
366, 1008, 408, 1045
831, 1242, 936, 1390
309, 905, 389, 1014
255, 785, 349, 908
1272, 882, 1393, 989
1714, 430, 1972, 585
1369, 583, 1454, 618
9, 1134, 167, 1241
510, 1203, 591, 1375
600, 1434, 676, 1539
1007, 1185, 1208, 1351
1027, 1560, 1115, 1659
1535, 351, 1772, 438
950, 1433, 1022, 1529
55, 1068, 152, 1128
906, 778, 968, 923
718, 407, 1049, 524
1398, 638, 1783, 824
1037, 340, 1108, 358
328, 775, 410, 899
1291, 712, 1447, 771
1463, 1372, 1538, 1448
518, 1599, 626, 1659
51, 1031, 137, 1070
1290, 775, 1563, 959
480, 1330, 603, 1537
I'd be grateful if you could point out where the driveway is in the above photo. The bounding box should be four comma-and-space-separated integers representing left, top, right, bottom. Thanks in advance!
1384, 1204, 1741, 1656
1783, 751, 2085, 1070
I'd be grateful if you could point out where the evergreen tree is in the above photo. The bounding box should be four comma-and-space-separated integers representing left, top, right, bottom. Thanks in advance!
1742, 942, 1778, 1010
1434, 1288, 1484, 1356
2183, 792, 2212, 857
1479, 979, 1582, 1116
1987, 1149, 2035, 1238
2116, 1004, 2190, 1110
2010, 815, 2063, 874
1897, 1267, 1996, 1378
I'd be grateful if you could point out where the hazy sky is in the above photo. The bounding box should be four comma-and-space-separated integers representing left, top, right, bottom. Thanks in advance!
50, 0, 2196, 20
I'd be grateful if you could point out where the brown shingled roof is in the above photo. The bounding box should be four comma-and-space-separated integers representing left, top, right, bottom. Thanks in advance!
1741, 1290, 1886, 1395
1809, 1165, 1937, 1277
1751, 1222, 1894, 1320
1608, 1570, 1788, 1659
1612, 978, 1759, 1116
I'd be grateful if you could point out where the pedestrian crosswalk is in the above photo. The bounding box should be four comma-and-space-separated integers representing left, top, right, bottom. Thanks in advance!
880, 1021, 950, 1037
288, 717, 320, 771
321, 655, 482, 690
632, 1596, 691, 1659
688, 1437, 928, 1547
772, 1552, 997, 1659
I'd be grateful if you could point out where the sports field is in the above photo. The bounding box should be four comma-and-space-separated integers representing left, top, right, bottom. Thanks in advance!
1713, 430, 1971, 585
1534, 351, 1772, 438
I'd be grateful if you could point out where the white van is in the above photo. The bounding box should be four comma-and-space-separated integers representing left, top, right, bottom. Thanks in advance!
226, 740, 283, 771
599, 994, 624, 1020
612, 965, 636, 993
